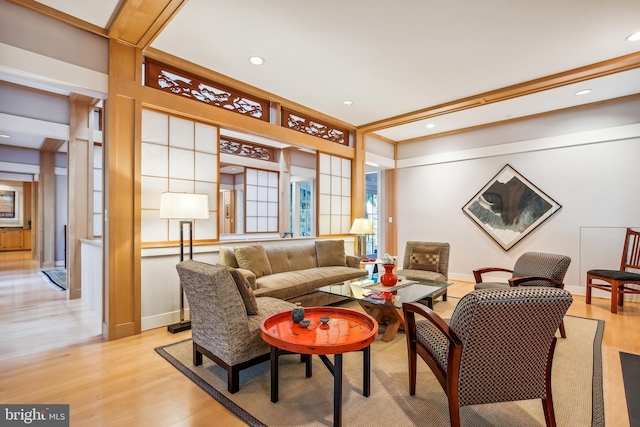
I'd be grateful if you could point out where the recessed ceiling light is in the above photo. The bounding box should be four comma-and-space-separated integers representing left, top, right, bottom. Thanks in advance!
626, 31, 640, 42
342, 100, 353, 106
575, 89, 592, 96
425, 123, 435, 129
0, 134, 9, 138
248, 56, 264, 65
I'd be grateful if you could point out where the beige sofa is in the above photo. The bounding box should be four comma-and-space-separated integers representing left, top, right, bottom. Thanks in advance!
219, 240, 367, 306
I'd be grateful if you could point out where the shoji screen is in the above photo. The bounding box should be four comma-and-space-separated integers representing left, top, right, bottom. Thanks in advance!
318, 153, 351, 235
140, 110, 219, 243
245, 168, 278, 233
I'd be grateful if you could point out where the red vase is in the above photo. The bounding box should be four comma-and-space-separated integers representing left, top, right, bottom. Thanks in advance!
380, 264, 397, 287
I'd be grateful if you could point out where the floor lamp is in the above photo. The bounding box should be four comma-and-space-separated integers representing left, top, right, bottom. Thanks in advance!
160, 192, 210, 333
350, 218, 374, 258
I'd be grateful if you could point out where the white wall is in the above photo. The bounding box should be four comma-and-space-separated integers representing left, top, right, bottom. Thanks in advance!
396, 99, 640, 297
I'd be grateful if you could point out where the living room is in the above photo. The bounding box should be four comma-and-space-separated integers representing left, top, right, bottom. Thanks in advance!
1, 1, 639, 426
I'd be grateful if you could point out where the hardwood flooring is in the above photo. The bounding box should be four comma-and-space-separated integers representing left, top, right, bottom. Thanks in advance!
0, 251, 637, 426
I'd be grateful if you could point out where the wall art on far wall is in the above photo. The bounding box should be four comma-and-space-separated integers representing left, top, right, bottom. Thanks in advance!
462, 164, 561, 251
0, 190, 16, 219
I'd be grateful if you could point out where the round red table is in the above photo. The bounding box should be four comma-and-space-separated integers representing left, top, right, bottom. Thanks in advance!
260, 306, 378, 427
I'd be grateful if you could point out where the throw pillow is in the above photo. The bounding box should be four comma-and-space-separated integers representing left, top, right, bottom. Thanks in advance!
410, 246, 440, 272
315, 240, 347, 267
223, 265, 259, 315
234, 245, 272, 277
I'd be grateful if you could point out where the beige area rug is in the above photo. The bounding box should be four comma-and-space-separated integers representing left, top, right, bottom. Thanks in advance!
156, 299, 604, 427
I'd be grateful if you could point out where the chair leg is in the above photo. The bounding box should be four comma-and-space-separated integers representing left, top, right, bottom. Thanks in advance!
228, 366, 240, 394
408, 342, 417, 395
447, 395, 462, 427
193, 343, 203, 366
558, 320, 566, 339
611, 282, 619, 314
585, 276, 592, 305
542, 397, 557, 427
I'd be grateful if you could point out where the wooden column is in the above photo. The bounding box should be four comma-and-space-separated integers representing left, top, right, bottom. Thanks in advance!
384, 168, 398, 257
352, 131, 367, 253
104, 39, 142, 340
38, 150, 56, 268
279, 148, 292, 234
67, 95, 97, 300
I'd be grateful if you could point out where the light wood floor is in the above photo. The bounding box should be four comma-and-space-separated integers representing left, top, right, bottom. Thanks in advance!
0, 251, 637, 426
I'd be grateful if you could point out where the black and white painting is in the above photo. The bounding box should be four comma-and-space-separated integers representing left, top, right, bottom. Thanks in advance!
462, 164, 561, 251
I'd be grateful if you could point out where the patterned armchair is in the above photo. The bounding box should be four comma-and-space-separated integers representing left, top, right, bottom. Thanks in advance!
396, 241, 450, 282
473, 252, 571, 337
403, 287, 573, 427
176, 260, 295, 393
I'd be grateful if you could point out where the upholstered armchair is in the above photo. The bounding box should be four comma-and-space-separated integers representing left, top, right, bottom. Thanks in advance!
403, 287, 573, 427
473, 252, 571, 337
176, 260, 295, 393
396, 241, 450, 282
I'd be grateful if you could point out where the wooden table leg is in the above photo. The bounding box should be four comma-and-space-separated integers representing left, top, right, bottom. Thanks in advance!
334, 353, 343, 427
363, 345, 370, 397
270, 346, 279, 403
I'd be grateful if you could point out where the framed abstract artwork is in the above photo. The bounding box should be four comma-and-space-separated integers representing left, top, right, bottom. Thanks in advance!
462, 164, 561, 251
0, 190, 16, 219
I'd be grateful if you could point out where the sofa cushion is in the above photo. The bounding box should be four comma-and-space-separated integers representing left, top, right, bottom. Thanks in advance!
223, 265, 259, 315
315, 240, 347, 267
234, 245, 272, 277
396, 268, 446, 282
409, 246, 440, 272
266, 243, 317, 274
253, 266, 367, 300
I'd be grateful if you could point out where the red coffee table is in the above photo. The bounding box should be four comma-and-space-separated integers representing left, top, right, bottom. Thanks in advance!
260, 306, 378, 427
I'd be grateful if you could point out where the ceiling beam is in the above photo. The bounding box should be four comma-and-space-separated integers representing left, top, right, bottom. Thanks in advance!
109, 0, 187, 48
40, 138, 65, 152
359, 51, 640, 133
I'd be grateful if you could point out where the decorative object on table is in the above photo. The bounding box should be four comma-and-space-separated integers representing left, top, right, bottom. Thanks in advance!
380, 253, 398, 287
462, 164, 561, 251
320, 316, 330, 325
586, 227, 640, 314
160, 192, 210, 333
350, 218, 374, 258
292, 302, 305, 323
299, 319, 310, 328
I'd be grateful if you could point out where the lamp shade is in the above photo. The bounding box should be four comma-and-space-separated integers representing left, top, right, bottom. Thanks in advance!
349, 218, 373, 235
159, 192, 210, 219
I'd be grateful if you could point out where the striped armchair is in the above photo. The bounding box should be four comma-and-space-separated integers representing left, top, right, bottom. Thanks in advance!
176, 260, 295, 393
403, 287, 573, 427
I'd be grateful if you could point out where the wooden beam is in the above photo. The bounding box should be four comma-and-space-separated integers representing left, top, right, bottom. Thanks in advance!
359, 51, 640, 133
144, 47, 357, 132
109, 0, 186, 48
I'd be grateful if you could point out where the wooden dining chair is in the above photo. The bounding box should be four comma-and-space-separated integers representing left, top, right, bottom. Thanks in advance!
586, 228, 640, 313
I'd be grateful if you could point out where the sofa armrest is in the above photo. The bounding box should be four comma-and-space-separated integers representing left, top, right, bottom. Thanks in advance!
346, 255, 362, 269
235, 268, 257, 289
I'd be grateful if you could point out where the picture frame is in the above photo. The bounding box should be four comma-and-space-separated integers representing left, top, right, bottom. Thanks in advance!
462, 164, 561, 251
0, 190, 16, 219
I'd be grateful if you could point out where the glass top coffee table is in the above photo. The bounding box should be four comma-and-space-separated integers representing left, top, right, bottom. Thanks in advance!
316, 278, 452, 342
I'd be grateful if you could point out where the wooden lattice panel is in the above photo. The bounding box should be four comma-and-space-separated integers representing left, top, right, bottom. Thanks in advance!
145, 59, 269, 122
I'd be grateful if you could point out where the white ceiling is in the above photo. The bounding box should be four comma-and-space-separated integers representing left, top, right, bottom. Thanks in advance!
4, 0, 640, 151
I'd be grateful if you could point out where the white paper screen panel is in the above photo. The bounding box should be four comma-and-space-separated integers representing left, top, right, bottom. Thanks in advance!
318, 153, 351, 235
245, 167, 278, 233
140, 110, 219, 243
93, 145, 103, 237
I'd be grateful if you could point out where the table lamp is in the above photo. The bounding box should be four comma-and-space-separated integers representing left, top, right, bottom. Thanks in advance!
350, 218, 374, 258
160, 192, 210, 333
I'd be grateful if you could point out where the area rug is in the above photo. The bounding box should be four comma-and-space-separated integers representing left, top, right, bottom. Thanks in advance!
620, 352, 640, 427
41, 269, 67, 290
156, 299, 604, 427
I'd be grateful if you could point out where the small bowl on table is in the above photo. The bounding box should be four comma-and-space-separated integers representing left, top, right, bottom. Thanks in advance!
299, 319, 311, 328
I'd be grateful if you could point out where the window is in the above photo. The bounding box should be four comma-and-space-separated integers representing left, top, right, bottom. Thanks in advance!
290, 180, 314, 237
